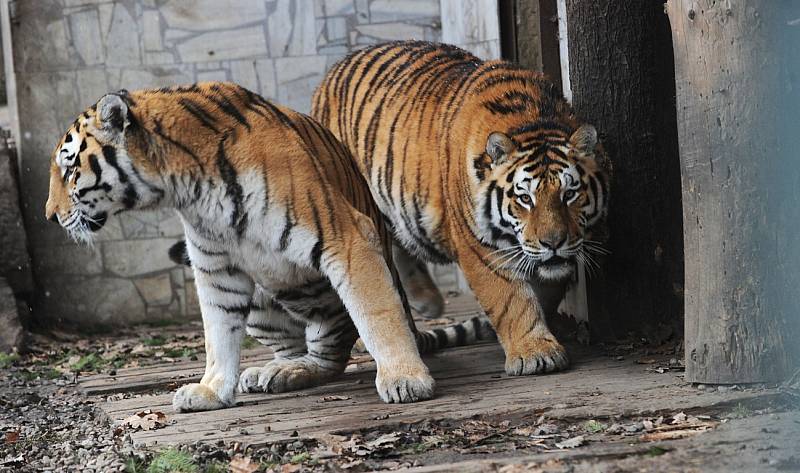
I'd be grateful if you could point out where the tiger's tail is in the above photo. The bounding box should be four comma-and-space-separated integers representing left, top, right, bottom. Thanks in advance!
169, 240, 495, 353
414, 316, 496, 354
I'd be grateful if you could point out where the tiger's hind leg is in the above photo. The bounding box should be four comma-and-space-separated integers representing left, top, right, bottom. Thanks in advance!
393, 244, 444, 319
239, 284, 358, 394
243, 286, 308, 359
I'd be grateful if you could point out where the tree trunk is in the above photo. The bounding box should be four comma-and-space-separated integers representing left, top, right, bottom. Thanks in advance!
565, 1, 684, 342
667, 1, 799, 383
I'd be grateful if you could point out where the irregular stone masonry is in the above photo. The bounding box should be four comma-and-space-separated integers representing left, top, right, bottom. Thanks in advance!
10, 0, 499, 325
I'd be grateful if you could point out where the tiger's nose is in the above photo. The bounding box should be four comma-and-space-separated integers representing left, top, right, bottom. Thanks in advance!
539, 233, 566, 250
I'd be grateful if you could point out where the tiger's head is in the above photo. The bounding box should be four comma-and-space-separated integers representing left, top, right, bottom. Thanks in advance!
44, 92, 163, 244
473, 122, 610, 282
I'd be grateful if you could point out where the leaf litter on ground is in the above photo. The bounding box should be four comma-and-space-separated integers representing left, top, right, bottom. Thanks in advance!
117, 409, 168, 433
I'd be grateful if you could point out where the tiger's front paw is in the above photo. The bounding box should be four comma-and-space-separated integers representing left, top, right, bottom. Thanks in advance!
505, 337, 569, 376
172, 383, 231, 412
375, 365, 435, 403
238, 360, 333, 394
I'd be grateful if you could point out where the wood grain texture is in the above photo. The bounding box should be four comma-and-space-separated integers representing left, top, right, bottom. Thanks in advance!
81, 295, 782, 448
667, 1, 799, 383
565, 1, 684, 341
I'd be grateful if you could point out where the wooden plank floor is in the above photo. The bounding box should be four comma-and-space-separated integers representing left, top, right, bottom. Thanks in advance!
80, 295, 775, 448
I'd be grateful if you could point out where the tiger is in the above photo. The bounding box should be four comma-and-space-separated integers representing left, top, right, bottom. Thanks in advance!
44, 82, 492, 412
312, 41, 612, 377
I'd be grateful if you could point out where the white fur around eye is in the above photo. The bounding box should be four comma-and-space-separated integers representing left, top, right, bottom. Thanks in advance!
57, 133, 80, 167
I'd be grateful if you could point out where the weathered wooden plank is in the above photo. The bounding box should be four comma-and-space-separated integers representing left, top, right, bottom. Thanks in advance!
79, 294, 486, 395
666, 1, 798, 383
565, 0, 684, 342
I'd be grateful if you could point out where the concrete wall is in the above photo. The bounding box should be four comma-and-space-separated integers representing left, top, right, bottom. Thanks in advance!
5, 0, 499, 326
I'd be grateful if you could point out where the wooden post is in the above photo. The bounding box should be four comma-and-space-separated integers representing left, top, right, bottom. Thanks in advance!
667, 1, 799, 383
565, 1, 685, 342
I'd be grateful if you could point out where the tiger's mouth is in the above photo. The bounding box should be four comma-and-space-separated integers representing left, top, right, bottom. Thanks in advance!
86, 212, 108, 232
539, 255, 572, 267
535, 255, 576, 281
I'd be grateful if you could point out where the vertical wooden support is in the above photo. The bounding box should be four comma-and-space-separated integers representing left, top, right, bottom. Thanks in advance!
566, 1, 684, 342
667, 1, 798, 383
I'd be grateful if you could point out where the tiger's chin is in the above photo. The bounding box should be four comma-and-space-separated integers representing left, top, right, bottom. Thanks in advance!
63, 211, 107, 246
535, 256, 576, 282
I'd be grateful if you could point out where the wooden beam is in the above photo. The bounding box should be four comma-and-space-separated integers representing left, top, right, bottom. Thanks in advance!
565, 1, 684, 342
667, 1, 798, 384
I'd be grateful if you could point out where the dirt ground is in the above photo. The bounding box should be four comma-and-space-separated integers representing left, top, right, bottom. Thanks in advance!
1, 323, 798, 473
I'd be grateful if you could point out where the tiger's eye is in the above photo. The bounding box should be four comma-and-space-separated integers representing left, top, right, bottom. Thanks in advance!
518, 194, 532, 206
564, 190, 576, 202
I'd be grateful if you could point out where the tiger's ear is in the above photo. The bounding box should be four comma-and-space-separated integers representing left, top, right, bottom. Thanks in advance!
569, 124, 598, 154
486, 132, 515, 164
94, 93, 129, 140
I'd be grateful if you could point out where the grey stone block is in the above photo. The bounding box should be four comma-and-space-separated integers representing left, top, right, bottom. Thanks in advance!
176, 25, 267, 63
0, 278, 24, 353
354, 22, 435, 44
369, 0, 439, 22
134, 273, 173, 306
33, 244, 103, 276
229, 60, 260, 92
441, 0, 500, 50
268, 1, 316, 57
254, 59, 277, 99
39, 274, 147, 325
275, 56, 327, 112
105, 3, 142, 67
0, 140, 32, 295
160, 0, 266, 31
142, 10, 163, 51
323, 0, 355, 16
102, 238, 179, 277
12, 1, 75, 73
68, 8, 105, 65
111, 65, 194, 90
119, 208, 183, 239
354, 0, 370, 24
197, 69, 229, 83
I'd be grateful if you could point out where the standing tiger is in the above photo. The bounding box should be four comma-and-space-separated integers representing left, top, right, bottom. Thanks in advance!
313, 41, 611, 376
44, 82, 490, 412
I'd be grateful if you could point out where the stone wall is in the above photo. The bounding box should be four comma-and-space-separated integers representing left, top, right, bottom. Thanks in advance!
6, 0, 499, 325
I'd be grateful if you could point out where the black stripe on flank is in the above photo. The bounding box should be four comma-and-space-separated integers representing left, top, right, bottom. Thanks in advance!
153, 119, 204, 170
216, 135, 248, 238
279, 207, 293, 251
483, 91, 534, 115
179, 98, 221, 133
207, 93, 250, 131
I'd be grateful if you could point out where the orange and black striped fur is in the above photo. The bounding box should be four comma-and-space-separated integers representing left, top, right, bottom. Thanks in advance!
44, 82, 490, 412
313, 41, 611, 376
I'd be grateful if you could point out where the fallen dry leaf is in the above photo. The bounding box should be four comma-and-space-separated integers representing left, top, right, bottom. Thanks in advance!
640, 427, 710, 442
319, 395, 351, 402
555, 435, 585, 449
120, 409, 168, 431
4, 431, 19, 444
672, 412, 688, 424
280, 464, 302, 473
229, 455, 259, 473
365, 432, 401, 449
